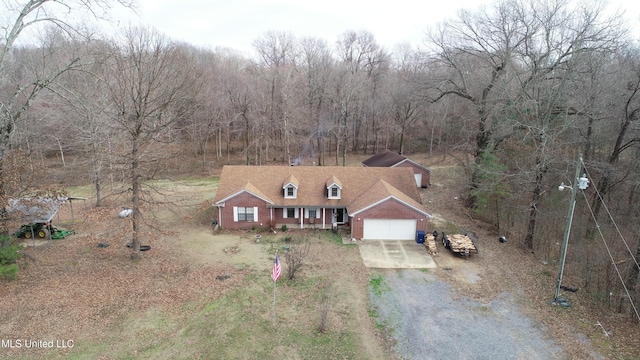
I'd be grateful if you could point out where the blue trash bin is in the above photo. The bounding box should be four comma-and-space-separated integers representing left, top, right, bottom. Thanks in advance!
416, 230, 425, 244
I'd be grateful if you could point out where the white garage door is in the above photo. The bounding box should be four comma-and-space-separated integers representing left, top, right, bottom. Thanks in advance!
363, 219, 417, 240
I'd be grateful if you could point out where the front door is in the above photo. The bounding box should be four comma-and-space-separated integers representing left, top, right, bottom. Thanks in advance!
334, 208, 346, 224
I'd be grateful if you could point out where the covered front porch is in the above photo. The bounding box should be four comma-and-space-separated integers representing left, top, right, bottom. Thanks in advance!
268, 206, 349, 230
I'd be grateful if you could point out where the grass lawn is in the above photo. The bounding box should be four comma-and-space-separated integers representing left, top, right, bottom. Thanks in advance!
3, 178, 386, 359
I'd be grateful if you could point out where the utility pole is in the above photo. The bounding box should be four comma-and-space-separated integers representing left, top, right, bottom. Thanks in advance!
554, 155, 588, 302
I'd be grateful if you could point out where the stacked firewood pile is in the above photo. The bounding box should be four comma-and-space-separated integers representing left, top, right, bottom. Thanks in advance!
425, 234, 438, 255
443, 233, 478, 255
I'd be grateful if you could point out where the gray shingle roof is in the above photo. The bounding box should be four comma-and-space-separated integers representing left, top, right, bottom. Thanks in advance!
361, 150, 406, 167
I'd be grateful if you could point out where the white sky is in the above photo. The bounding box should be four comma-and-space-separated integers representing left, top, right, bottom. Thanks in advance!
112, 0, 640, 56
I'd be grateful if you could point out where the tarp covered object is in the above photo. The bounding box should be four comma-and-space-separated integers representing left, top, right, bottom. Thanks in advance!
7, 197, 68, 223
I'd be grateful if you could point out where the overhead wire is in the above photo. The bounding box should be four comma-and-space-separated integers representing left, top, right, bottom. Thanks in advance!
578, 166, 640, 321
580, 158, 640, 272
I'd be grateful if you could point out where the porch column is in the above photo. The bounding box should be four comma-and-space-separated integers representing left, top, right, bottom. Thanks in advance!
322, 208, 326, 229
300, 207, 303, 229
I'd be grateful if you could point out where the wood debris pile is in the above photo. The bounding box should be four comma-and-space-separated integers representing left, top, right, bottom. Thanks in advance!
425, 234, 438, 255
443, 234, 478, 255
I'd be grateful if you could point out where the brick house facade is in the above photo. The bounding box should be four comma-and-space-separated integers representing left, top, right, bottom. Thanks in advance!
214, 166, 431, 240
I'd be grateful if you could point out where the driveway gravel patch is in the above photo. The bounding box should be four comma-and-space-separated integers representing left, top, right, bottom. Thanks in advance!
369, 269, 565, 360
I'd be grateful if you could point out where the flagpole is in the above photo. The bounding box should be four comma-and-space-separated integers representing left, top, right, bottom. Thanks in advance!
273, 274, 277, 325
272, 250, 278, 326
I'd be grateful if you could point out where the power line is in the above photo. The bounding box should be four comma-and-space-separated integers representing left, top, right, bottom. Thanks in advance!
580, 188, 640, 321
580, 158, 640, 272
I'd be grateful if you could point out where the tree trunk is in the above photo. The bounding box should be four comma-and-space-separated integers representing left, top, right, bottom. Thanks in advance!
335, 132, 340, 165
130, 134, 141, 259
584, 115, 594, 162
586, 84, 639, 236
57, 139, 66, 167
467, 107, 492, 207
201, 137, 208, 172
217, 128, 222, 160
244, 113, 250, 165
342, 134, 347, 166
0, 146, 7, 232
226, 127, 231, 164
316, 134, 323, 166
524, 156, 547, 249
94, 167, 103, 207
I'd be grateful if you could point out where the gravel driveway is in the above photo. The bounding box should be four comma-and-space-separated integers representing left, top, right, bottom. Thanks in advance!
369, 269, 565, 360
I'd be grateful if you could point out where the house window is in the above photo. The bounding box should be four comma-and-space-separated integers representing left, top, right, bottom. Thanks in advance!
286, 208, 296, 218
328, 185, 341, 199
237, 207, 254, 221
285, 185, 297, 198
305, 208, 320, 219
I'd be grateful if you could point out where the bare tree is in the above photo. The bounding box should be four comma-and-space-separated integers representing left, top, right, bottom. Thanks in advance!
387, 49, 426, 155
335, 30, 389, 155
252, 31, 298, 164
586, 47, 640, 237
283, 239, 312, 280
35, 38, 124, 206
0, 0, 134, 229
298, 37, 332, 166
510, 0, 625, 249
426, 0, 625, 249
102, 26, 200, 257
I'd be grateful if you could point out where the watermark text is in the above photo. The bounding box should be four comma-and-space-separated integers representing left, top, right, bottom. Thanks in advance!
1, 339, 74, 349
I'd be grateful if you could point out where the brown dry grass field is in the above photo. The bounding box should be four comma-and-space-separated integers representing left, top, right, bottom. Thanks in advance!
0, 153, 639, 359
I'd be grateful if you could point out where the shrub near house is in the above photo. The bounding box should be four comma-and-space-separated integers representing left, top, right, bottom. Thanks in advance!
0, 236, 22, 280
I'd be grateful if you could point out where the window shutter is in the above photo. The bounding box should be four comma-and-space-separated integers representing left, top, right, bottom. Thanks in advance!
253, 207, 258, 222
294, 208, 299, 218
316, 209, 321, 219
283, 208, 288, 219
233, 207, 238, 222
304, 208, 309, 218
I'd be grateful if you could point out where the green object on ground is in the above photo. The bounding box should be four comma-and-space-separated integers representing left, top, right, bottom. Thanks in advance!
52, 228, 75, 239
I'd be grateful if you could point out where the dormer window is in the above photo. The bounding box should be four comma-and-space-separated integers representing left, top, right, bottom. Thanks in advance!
283, 175, 299, 199
285, 185, 297, 198
328, 185, 341, 199
326, 175, 342, 200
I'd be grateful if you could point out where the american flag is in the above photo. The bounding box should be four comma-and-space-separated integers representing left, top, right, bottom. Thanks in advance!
272, 253, 281, 282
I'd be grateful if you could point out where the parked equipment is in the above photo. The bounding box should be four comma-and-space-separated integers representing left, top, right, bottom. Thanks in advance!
9, 197, 76, 240
441, 233, 478, 256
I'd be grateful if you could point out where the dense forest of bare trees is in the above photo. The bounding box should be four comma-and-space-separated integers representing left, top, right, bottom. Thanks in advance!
2, 0, 640, 317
